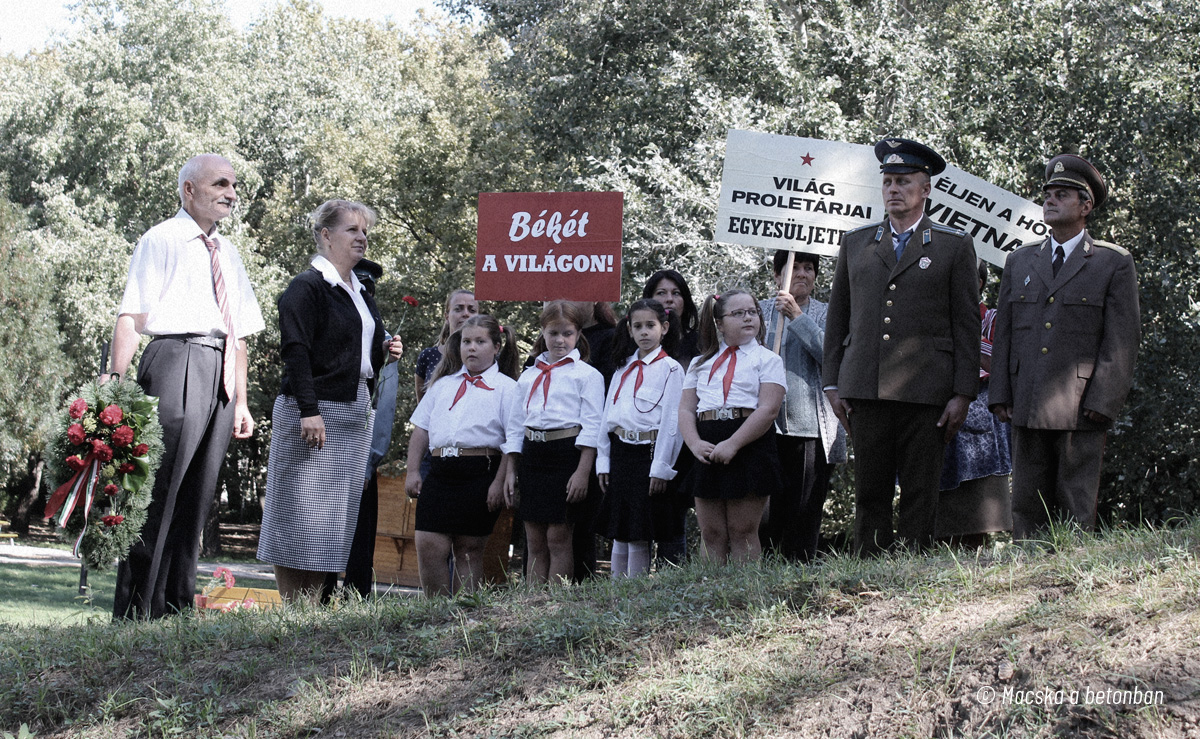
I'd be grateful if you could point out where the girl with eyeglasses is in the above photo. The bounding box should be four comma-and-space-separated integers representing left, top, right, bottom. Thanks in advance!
678, 289, 786, 563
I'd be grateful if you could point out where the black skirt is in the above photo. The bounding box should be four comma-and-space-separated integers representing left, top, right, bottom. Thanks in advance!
415, 455, 502, 537
685, 417, 783, 500
595, 435, 685, 542
518, 435, 585, 525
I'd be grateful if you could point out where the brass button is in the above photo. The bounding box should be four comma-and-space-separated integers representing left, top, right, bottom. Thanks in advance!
886, 300, 893, 307
1019, 295, 1025, 300
1041, 347, 1049, 354
1082, 297, 1088, 303
1048, 296, 1055, 304
1045, 322, 1052, 329
884, 317, 892, 324
889, 284, 897, 291
883, 334, 891, 341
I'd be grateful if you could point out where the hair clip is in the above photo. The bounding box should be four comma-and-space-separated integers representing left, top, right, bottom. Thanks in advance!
714, 293, 722, 301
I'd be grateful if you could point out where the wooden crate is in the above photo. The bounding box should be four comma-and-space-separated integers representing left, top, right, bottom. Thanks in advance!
195, 586, 282, 612
373, 473, 512, 588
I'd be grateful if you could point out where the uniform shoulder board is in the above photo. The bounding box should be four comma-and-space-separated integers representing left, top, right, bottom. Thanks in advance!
929, 223, 968, 237
1092, 239, 1131, 257
843, 221, 882, 236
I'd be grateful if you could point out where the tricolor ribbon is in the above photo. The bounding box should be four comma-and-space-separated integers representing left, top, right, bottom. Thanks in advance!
43, 453, 102, 558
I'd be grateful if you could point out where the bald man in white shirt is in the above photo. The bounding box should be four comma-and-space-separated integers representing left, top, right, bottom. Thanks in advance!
103, 154, 265, 619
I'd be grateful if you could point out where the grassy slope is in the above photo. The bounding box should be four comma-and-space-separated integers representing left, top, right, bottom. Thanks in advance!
3, 521, 1200, 738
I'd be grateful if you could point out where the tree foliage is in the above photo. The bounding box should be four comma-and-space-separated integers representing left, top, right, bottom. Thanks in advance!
2, 0, 1198, 532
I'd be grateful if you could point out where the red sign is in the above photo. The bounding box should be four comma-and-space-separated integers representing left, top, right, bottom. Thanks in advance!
475, 192, 623, 301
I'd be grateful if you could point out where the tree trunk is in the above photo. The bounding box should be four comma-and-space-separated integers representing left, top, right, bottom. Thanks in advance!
12, 456, 44, 535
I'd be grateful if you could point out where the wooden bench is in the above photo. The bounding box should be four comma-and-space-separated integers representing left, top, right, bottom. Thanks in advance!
0, 519, 17, 545
373, 474, 512, 588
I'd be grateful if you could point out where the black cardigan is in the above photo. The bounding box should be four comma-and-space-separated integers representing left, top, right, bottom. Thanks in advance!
278, 267, 386, 417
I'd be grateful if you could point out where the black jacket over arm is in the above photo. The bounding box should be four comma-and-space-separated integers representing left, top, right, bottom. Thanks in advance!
278, 267, 386, 417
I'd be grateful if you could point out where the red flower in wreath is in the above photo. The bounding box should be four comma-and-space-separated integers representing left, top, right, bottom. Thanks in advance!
402, 295, 419, 307
104, 483, 119, 496
133, 443, 149, 456
101, 514, 125, 527
111, 425, 134, 447
91, 440, 114, 463
67, 424, 87, 445
99, 404, 124, 426
118, 462, 136, 474
65, 455, 86, 472
69, 398, 88, 419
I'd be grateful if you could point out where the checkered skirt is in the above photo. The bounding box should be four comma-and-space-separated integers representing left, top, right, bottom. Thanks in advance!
257, 381, 373, 571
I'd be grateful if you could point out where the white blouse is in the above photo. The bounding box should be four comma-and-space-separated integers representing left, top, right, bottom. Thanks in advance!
596, 348, 684, 480
684, 339, 786, 413
411, 362, 517, 450
504, 348, 605, 453
311, 254, 376, 379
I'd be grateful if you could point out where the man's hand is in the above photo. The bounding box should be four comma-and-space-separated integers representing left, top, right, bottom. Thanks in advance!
937, 394, 972, 442
233, 403, 255, 439
989, 404, 1013, 424
1083, 409, 1112, 425
825, 388, 852, 436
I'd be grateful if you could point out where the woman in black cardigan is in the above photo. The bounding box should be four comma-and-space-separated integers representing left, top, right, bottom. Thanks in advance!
257, 199, 403, 601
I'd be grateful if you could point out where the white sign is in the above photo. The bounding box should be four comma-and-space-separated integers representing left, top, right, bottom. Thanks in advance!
714, 130, 1048, 266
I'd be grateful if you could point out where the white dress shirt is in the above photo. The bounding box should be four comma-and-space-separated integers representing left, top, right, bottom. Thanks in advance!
1050, 229, 1086, 261
596, 348, 684, 479
684, 339, 786, 413
411, 362, 517, 451
311, 254, 375, 379
118, 209, 265, 340
504, 348, 605, 453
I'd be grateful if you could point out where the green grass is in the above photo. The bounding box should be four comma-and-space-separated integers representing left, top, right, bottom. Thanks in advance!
0, 561, 276, 628
0, 563, 115, 627
3, 521, 1200, 737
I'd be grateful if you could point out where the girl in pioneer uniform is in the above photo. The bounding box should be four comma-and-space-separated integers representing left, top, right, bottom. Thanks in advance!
406, 315, 518, 595
596, 299, 684, 578
504, 301, 605, 585
679, 289, 786, 564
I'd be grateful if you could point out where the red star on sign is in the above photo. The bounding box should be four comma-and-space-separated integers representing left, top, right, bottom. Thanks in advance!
801, 152, 815, 166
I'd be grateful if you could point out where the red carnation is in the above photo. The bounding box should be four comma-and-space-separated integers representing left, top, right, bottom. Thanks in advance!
133, 443, 149, 456
112, 425, 134, 447
403, 295, 419, 307
104, 483, 119, 496
91, 440, 114, 462
69, 398, 88, 419
99, 404, 124, 426
118, 462, 136, 474
101, 514, 124, 527
65, 455, 86, 471
67, 424, 87, 445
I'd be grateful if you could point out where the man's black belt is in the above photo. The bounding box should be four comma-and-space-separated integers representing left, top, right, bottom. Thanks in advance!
154, 334, 226, 350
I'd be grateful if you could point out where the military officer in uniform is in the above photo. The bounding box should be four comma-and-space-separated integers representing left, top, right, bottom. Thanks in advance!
823, 137, 981, 555
989, 154, 1140, 538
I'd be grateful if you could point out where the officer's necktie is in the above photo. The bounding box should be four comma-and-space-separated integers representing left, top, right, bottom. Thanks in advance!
200, 235, 237, 402
894, 231, 911, 261
1053, 245, 1065, 278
